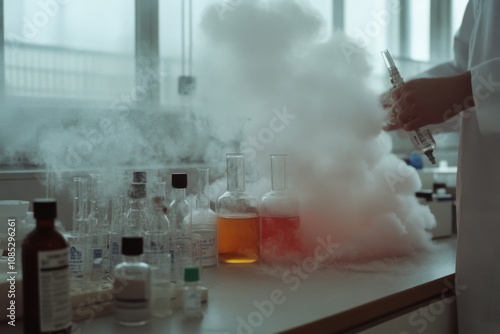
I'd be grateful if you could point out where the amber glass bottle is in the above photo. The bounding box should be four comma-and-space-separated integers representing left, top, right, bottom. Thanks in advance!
22, 199, 72, 334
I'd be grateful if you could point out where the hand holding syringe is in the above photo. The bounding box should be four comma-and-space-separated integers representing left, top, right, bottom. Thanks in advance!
381, 49, 437, 165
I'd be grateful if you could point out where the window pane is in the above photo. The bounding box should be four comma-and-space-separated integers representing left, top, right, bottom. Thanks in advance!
452, 0, 469, 35
408, 0, 430, 62
4, 0, 135, 100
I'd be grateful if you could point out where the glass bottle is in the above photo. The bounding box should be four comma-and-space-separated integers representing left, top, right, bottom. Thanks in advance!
216, 153, 259, 264
182, 267, 203, 319
67, 177, 89, 291
168, 173, 192, 282
22, 199, 72, 334
113, 236, 151, 326
192, 168, 217, 267
260, 154, 301, 262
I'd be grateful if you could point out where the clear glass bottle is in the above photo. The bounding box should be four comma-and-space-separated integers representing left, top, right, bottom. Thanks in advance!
168, 173, 192, 282
113, 236, 151, 326
67, 177, 89, 291
260, 154, 301, 262
192, 168, 217, 267
182, 267, 203, 319
22, 199, 72, 334
216, 153, 259, 264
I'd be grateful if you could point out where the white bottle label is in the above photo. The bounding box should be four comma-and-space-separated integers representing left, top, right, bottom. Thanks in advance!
38, 248, 72, 332
69, 245, 84, 278
195, 229, 217, 266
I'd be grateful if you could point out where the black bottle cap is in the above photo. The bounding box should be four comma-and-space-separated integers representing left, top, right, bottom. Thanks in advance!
172, 173, 187, 189
130, 183, 146, 199
133, 171, 147, 183
33, 199, 57, 219
121, 236, 143, 256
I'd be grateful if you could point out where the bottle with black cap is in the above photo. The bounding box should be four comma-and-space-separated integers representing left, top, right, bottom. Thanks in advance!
22, 199, 72, 334
167, 173, 192, 282
113, 236, 150, 326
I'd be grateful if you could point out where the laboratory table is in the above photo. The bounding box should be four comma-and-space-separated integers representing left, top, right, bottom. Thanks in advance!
0, 238, 456, 334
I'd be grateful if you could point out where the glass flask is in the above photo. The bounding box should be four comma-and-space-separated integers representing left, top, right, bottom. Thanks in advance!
260, 154, 301, 262
216, 153, 259, 264
191, 168, 217, 267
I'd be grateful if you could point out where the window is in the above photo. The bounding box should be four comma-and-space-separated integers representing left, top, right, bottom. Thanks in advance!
0, 0, 473, 170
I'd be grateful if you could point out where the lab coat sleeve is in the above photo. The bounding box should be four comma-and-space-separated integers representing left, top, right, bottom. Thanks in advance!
468, 1, 500, 135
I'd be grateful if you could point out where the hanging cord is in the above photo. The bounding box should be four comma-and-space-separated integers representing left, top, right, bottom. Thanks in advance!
188, 0, 193, 76
181, 0, 186, 76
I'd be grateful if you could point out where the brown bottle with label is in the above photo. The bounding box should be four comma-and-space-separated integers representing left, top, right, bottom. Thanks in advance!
22, 199, 72, 333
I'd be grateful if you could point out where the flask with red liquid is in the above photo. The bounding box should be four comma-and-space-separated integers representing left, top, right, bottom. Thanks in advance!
260, 154, 301, 262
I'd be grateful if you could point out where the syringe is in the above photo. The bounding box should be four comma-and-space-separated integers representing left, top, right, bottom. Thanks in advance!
381, 49, 436, 165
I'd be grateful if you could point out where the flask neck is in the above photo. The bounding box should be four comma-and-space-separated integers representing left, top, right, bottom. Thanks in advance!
130, 198, 146, 210
196, 197, 210, 210
36, 219, 55, 229
121, 255, 143, 263
196, 168, 211, 209
172, 188, 186, 201
226, 155, 245, 191
271, 155, 287, 192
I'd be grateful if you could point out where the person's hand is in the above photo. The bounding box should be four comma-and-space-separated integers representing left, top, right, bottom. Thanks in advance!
389, 72, 473, 131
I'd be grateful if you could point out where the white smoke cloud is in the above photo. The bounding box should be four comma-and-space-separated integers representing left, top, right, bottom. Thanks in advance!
199, 0, 436, 262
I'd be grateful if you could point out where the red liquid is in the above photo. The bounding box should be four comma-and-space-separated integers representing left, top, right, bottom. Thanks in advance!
260, 216, 301, 259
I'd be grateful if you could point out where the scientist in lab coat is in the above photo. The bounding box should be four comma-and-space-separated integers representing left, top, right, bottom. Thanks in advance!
385, 1, 500, 333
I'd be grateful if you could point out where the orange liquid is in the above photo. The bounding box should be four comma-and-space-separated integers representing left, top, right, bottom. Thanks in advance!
260, 216, 301, 259
217, 215, 259, 264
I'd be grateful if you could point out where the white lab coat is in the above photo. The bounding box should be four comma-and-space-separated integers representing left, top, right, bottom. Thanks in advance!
418, 1, 500, 333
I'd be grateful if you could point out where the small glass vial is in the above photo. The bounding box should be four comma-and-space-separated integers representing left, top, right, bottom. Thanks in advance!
217, 153, 260, 264
113, 236, 151, 326
192, 168, 217, 267
182, 267, 203, 319
22, 199, 72, 334
260, 154, 301, 262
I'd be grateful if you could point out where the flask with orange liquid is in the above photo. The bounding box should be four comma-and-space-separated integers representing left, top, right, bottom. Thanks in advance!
216, 153, 259, 264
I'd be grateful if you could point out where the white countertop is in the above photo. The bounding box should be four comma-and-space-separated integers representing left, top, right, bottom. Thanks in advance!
1, 238, 456, 334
